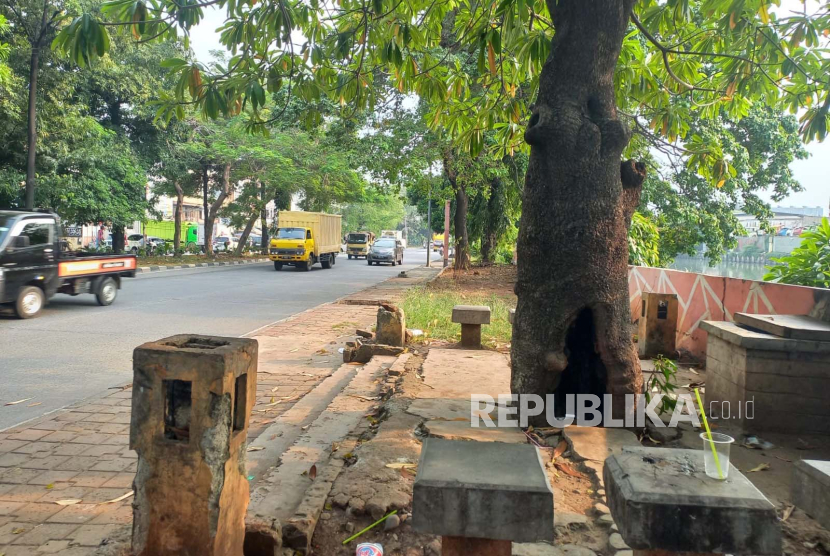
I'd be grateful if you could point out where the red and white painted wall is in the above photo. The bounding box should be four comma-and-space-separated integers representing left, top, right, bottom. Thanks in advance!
628, 266, 830, 359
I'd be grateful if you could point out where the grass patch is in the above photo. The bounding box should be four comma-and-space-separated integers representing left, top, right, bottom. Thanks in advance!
401, 286, 514, 348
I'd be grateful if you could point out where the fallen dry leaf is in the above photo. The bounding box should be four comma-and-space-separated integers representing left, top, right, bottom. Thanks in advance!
747, 463, 770, 473
289, 348, 299, 353
11, 527, 26, 534
554, 462, 584, 478
55, 499, 82, 506
347, 361, 364, 366
4, 398, 33, 406
774, 455, 792, 463
27, 402, 41, 407
247, 446, 265, 452
551, 439, 568, 460
308, 464, 317, 480
271, 386, 279, 392
45, 483, 54, 490
782, 504, 795, 522
386, 462, 417, 470
99, 491, 133, 505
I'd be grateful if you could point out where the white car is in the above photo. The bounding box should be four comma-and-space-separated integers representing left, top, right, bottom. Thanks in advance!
213, 236, 237, 252
127, 233, 145, 251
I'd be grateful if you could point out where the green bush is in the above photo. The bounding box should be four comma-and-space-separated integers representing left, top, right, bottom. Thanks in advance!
764, 217, 830, 288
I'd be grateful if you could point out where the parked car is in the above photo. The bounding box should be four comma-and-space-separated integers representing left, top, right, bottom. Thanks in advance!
368, 238, 404, 266
126, 233, 145, 251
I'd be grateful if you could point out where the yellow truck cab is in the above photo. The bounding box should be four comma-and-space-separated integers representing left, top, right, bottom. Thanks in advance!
269, 211, 342, 271
346, 231, 374, 259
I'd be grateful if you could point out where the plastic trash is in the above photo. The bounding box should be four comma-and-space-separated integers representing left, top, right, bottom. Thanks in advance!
410, 329, 424, 337
356, 543, 383, 555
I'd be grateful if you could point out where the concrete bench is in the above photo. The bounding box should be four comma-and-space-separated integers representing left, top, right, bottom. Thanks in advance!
605, 446, 781, 555
412, 437, 554, 555
451, 305, 491, 348
792, 459, 830, 531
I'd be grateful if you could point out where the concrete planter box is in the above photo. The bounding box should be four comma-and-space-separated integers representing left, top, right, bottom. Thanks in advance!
701, 321, 830, 435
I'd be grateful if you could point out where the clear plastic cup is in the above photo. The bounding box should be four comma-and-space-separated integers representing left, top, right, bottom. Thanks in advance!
700, 432, 734, 480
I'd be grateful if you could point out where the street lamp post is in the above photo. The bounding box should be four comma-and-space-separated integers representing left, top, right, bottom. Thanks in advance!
426, 185, 432, 267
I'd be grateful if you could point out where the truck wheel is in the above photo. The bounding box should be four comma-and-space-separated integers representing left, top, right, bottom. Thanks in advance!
274, 262, 283, 271
331, 254, 336, 266
15, 286, 44, 319
302, 259, 312, 271
348, 254, 352, 260
96, 277, 118, 306
322, 256, 332, 269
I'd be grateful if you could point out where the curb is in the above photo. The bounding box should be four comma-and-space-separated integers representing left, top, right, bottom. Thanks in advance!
427, 263, 450, 283
136, 258, 270, 273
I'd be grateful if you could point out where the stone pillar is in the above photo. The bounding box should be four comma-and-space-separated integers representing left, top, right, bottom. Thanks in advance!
460, 323, 481, 348
130, 334, 258, 556
376, 304, 405, 346
637, 292, 678, 358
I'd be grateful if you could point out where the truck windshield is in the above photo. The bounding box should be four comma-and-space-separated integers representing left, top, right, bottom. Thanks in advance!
276, 228, 306, 240
348, 234, 367, 243
0, 215, 11, 245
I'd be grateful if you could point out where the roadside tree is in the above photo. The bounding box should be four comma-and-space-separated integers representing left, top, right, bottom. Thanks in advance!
56, 0, 830, 417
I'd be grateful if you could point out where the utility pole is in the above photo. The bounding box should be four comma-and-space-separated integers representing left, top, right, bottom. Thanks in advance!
426, 185, 432, 267
443, 200, 450, 268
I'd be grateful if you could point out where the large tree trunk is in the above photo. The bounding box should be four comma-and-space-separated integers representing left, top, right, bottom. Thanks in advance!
260, 180, 269, 255
512, 0, 646, 425
481, 177, 501, 264
453, 184, 470, 270
173, 183, 184, 254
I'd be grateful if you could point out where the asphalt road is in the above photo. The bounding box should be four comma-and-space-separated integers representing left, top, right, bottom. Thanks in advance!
0, 248, 442, 431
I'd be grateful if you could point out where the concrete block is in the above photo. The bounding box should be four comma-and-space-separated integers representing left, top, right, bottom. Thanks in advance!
452, 305, 491, 325
412, 438, 554, 543
376, 304, 405, 346
508, 308, 515, 324
792, 459, 830, 531
131, 334, 258, 556
604, 446, 781, 555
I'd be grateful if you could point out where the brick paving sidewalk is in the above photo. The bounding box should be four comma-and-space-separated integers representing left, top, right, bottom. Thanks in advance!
0, 302, 380, 554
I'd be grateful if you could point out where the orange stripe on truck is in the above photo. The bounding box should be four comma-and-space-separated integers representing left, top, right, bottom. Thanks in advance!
58, 257, 136, 278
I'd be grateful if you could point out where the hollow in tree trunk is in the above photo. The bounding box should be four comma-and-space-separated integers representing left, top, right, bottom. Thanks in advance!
512, 0, 646, 425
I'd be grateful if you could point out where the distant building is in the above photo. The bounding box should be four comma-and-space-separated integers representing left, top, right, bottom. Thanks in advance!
735, 206, 824, 235
770, 206, 824, 218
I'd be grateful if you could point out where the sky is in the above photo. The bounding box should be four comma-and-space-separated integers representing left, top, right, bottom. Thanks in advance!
186, 6, 829, 216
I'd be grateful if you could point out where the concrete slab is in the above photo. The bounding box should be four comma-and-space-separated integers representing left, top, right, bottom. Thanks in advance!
701, 320, 830, 353
563, 426, 640, 463
407, 398, 471, 421
412, 438, 554, 543
417, 349, 510, 402
422, 420, 527, 444
452, 305, 491, 324
734, 313, 830, 342
604, 446, 781, 555
792, 459, 830, 531
513, 543, 597, 556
